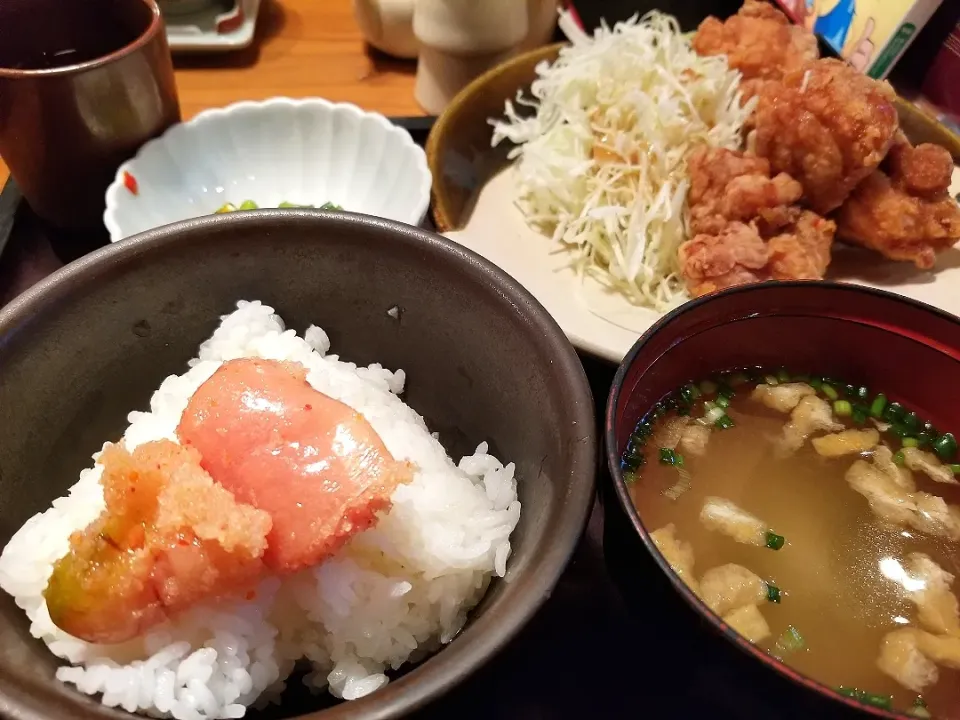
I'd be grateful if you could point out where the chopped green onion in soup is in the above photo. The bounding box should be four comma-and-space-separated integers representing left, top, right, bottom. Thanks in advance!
774, 625, 804, 655
621, 368, 960, 717
836, 686, 893, 711
764, 531, 785, 550
833, 400, 852, 417
715, 415, 735, 430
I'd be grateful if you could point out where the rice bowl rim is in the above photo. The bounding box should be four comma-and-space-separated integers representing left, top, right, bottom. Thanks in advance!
0, 209, 598, 720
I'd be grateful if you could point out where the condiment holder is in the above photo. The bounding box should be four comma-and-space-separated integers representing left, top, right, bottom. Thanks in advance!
352, 0, 560, 114
157, 0, 219, 16
352, 0, 419, 59
413, 0, 528, 115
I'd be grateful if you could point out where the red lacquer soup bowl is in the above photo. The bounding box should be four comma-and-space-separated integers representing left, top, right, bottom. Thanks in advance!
603, 281, 960, 720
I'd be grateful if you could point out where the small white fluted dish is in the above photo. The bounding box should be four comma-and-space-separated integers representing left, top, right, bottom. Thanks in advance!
103, 97, 432, 242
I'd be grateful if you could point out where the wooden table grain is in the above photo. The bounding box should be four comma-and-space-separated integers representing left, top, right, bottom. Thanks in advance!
0, 0, 423, 185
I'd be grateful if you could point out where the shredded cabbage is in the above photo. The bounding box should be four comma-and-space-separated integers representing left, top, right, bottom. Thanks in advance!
490, 10, 756, 311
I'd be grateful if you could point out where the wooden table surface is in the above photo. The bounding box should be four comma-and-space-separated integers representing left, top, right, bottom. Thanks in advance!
0, 0, 423, 186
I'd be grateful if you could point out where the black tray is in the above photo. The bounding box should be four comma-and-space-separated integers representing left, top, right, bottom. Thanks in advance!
0, 116, 871, 720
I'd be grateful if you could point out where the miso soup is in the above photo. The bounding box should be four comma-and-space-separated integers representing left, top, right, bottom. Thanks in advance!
624, 370, 960, 719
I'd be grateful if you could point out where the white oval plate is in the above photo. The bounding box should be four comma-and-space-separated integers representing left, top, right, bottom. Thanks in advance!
445, 163, 960, 363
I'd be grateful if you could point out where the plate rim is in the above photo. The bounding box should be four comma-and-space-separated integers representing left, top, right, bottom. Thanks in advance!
427, 39, 960, 363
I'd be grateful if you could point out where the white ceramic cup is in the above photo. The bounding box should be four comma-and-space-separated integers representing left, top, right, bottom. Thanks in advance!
413, 0, 529, 115
520, 0, 559, 52
352, 0, 419, 59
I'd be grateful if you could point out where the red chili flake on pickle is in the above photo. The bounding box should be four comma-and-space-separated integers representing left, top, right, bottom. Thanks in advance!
123, 171, 139, 196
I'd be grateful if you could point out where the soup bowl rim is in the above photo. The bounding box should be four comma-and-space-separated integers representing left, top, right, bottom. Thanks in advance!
603, 279, 960, 719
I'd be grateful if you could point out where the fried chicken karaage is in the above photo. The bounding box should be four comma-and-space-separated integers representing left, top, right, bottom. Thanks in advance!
679, 147, 837, 297
752, 59, 900, 215
693, 0, 819, 97
683, 0, 959, 289
679, 222, 770, 296
688, 146, 803, 236
837, 135, 960, 269
768, 211, 836, 279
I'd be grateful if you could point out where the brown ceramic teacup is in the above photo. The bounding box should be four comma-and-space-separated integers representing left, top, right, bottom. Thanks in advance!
0, 0, 181, 231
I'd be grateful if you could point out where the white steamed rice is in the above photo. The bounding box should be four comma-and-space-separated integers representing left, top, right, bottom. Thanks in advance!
0, 300, 521, 719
